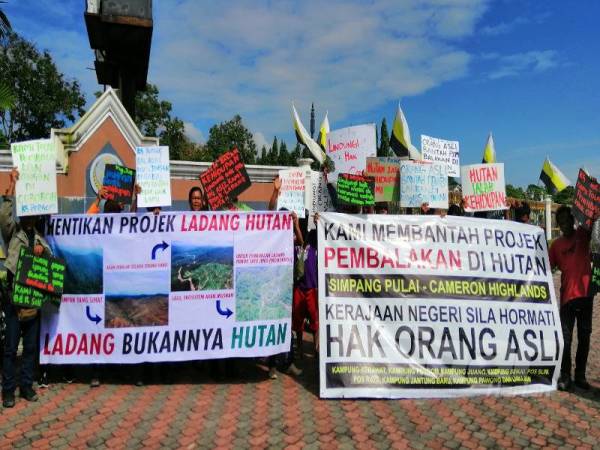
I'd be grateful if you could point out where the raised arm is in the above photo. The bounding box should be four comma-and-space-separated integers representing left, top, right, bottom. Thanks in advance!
268, 176, 282, 211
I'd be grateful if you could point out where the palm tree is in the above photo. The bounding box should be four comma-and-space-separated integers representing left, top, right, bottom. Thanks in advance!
0, 2, 14, 112
0, 1, 10, 39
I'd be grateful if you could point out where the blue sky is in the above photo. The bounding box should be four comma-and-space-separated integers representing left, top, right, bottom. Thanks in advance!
4, 0, 600, 187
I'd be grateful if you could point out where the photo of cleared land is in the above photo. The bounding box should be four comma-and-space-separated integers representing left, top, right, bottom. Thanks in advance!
235, 265, 293, 321
104, 271, 169, 328
171, 243, 234, 291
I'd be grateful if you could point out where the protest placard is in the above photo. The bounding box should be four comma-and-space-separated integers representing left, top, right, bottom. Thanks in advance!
135, 146, 172, 207
590, 253, 600, 297
421, 135, 460, 177
277, 168, 306, 217
12, 283, 52, 309
572, 169, 600, 229
337, 173, 375, 207
365, 157, 402, 202
15, 248, 66, 296
103, 164, 136, 204
461, 163, 507, 212
200, 148, 252, 211
41, 211, 293, 364
310, 171, 334, 213
11, 139, 58, 216
327, 124, 377, 181
400, 160, 448, 209
318, 213, 562, 399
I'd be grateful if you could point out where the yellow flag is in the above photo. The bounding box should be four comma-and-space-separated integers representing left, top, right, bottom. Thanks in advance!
539, 157, 571, 193
482, 133, 496, 164
390, 104, 421, 160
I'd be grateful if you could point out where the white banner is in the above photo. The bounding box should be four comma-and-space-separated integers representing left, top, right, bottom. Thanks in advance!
400, 160, 448, 209
136, 146, 172, 207
318, 213, 562, 398
11, 139, 58, 216
277, 168, 306, 218
41, 211, 293, 364
421, 135, 460, 177
327, 124, 377, 181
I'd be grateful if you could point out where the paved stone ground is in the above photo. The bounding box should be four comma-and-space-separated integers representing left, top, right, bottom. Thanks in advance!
2, 276, 600, 449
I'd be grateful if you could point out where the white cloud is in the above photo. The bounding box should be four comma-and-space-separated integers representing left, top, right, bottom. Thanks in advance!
252, 132, 269, 152
183, 122, 204, 143
485, 50, 560, 79
481, 17, 529, 36
149, 0, 490, 140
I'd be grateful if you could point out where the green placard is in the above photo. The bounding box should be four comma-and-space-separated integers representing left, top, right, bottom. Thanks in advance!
15, 247, 66, 296
337, 173, 375, 207
591, 253, 600, 297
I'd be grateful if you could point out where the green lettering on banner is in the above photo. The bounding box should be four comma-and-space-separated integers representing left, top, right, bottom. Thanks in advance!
337, 173, 375, 207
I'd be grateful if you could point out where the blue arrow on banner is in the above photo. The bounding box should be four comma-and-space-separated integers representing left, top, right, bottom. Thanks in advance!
151, 241, 169, 260
86, 306, 102, 324
216, 300, 233, 319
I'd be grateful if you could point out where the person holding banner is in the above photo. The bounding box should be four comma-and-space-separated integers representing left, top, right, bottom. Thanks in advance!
550, 206, 598, 390
1, 168, 53, 408
188, 186, 209, 211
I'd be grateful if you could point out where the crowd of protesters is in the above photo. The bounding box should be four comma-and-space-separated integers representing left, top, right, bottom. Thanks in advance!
1, 165, 599, 408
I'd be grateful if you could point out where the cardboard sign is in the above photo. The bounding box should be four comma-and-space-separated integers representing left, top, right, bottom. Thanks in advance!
572, 169, 600, 229
11, 139, 58, 216
327, 124, 377, 181
336, 173, 375, 207
591, 253, 600, 297
421, 135, 460, 177
400, 160, 448, 208
200, 148, 252, 211
461, 163, 507, 212
12, 283, 53, 309
15, 248, 66, 296
103, 164, 136, 204
365, 157, 402, 202
277, 168, 306, 217
310, 171, 335, 213
136, 146, 172, 207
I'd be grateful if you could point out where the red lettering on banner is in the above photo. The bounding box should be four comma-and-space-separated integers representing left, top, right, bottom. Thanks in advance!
44, 333, 115, 356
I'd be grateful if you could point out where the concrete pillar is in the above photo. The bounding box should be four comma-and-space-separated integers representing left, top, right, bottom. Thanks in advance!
544, 195, 553, 241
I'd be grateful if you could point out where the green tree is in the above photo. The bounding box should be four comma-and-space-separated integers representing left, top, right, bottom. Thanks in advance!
98, 83, 193, 160
278, 141, 290, 165
378, 118, 390, 157
0, 32, 85, 143
506, 184, 526, 199
205, 115, 256, 164
525, 184, 547, 201
289, 143, 301, 165
267, 136, 279, 165
257, 145, 267, 164
553, 185, 575, 205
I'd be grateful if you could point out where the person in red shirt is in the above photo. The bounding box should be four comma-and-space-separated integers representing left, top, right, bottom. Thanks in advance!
549, 205, 596, 390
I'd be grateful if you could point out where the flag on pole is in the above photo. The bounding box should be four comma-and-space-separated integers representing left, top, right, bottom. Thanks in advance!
481, 133, 496, 163
317, 112, 330, 151
539, 157, 571, 194
292, 103, 325, 164
390, 104, 421, 160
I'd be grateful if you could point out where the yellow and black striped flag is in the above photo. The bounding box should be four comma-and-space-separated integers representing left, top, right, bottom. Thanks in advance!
390, 104, 421, 160
481, 133, 496, 163
539, 157, 571, 193
291, 103, 325, 164
317, 112, 329, 151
